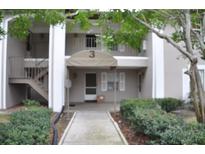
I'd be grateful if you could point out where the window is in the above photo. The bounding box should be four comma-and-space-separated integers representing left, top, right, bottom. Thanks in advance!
86, 34, 96, 48
119, 72, 125, 91
107, 73, 119, 91
101, 72, 107, 91
101, 72, 125, 92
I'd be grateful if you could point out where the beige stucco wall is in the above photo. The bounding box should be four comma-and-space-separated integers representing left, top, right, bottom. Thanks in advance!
30, 33, 49, 58
6, 34, 27, 108
140, 33, 153, 98
68, 68, 139, 103
163, 26, 205, 99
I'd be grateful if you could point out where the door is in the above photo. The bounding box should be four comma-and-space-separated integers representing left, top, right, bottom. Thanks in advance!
85, 73, 97, 101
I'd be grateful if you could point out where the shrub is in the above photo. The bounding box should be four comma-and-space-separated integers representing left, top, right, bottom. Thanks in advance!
131, 108, 183, 139
155, 98, 183, 112
160, 123, 205, 145
0, 107, 51, 145
22, 99, 40, 107
120, 99, 159, 118
119, 98, 205, 145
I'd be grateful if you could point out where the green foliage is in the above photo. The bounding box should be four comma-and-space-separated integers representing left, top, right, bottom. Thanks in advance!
155, 98, 183, 112
0, 10, 5, 38
120, 98, 205, 144
99, 10, 149, 51
22, 99, 40, 107
6, 10, 65, 40
0, 107, 51, 145
33, 10, 65, 25
8, 15, 32, 40
131, 108, 183, 139
120, 99, 159, 118
160, 123, 205, 145
73, 11, 92, 31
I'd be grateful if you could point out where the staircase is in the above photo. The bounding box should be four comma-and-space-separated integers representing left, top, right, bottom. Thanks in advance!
9, 57, 48, 101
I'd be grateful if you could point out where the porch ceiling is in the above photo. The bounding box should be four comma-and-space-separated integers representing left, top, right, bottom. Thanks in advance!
66, 50, 117, 67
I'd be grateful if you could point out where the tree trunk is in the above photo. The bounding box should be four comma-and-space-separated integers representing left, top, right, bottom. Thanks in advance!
189, 60, 205, 123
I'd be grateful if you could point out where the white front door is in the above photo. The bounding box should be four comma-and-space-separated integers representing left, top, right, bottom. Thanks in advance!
85, 73, 97, 101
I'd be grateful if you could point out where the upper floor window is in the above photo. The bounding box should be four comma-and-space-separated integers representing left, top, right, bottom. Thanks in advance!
86, 34, 96, 48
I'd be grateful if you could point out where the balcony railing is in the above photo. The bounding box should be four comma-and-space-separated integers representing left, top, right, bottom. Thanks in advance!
9, 57, 48, 79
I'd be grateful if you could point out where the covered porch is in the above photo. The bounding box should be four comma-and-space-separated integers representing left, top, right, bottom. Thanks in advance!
65, 50, 148, 111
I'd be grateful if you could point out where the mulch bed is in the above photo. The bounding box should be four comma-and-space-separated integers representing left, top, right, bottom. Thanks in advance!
50, 111, 74, 144
111, 112, 150, 145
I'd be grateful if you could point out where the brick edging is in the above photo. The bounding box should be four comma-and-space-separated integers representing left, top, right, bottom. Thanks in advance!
107, 112, 128, 145
58, 111, 77, 145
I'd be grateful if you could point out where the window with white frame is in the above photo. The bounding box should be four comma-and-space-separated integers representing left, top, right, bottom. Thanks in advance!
86, 34, 96, 48
107, 72, 119, 91
101, 72, 125, 92
101, 72, 107, 91
199, 69, 205, 90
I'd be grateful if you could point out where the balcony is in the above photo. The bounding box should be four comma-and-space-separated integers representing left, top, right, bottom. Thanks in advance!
65, 34, 139, 57
8, 57, 48, 79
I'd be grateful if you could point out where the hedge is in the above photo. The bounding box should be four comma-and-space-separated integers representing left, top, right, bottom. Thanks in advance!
155, 98, 183, 112
120, 97, 183, 113
159, 123, 205, 145
131, 108, 183, 139
120, 98, 205, 145
120, 99, 159, 118
0, 107, 51, 145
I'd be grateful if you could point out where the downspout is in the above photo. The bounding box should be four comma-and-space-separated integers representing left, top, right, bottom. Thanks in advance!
113, 67, 117, 112
51, 105, 65, 145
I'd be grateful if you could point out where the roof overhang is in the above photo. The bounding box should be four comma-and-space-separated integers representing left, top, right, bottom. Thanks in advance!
66, 50, 117, 67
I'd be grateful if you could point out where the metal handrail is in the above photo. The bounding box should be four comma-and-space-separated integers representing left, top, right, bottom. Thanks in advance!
35, 58, 48, 67
9, 56, 48, 83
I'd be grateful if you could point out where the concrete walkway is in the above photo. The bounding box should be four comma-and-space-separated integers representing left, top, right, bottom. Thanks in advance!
61, 111, 125, 145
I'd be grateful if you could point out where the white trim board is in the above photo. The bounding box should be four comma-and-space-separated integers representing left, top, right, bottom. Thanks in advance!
152, 32, 164, 98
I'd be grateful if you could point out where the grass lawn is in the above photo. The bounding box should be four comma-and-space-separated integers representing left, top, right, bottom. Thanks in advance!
0, 114, 10, 123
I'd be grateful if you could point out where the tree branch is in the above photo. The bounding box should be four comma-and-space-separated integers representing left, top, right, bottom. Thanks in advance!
183, 10, 194, 53
132, 15, 194, 62
191, 28, 205, 51
65, 10, 79, 18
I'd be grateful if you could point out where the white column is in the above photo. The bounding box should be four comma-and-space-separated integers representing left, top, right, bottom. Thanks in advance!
152, 32, 164, 98
65, 67, 70, 111
0, 17, 10, 109
49, 23, 66, 112
0, 21, 3, 109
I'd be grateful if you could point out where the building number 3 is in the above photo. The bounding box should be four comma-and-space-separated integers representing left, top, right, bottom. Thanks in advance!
89, 50, 95, 58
